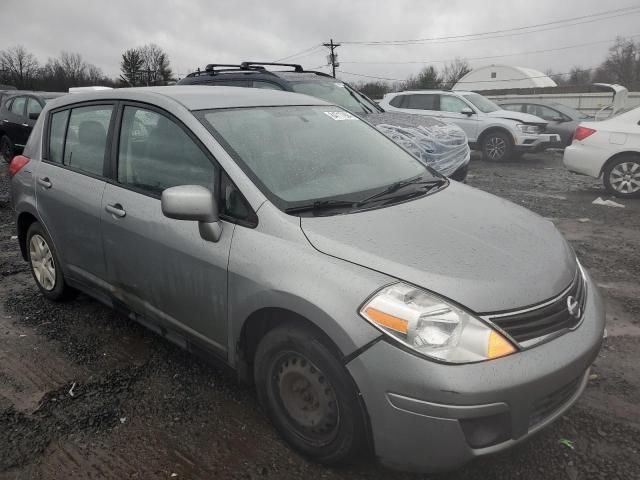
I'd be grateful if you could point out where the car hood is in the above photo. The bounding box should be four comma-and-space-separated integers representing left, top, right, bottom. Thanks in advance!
487, 109, 547, 126
300, 182, 576, 313
360, 112, 470, 177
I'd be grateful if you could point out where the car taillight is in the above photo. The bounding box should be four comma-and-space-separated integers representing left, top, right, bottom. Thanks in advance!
9, 155, 30, 177
574, 126, 596, 141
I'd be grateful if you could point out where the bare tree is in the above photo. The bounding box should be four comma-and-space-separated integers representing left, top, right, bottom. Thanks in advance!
442, 57, 471, 89
567, 66, 592, 86
139, 43, 173, 86
602, 37, 639, 88
404, 65, 443, 90
0, 45, 40, 88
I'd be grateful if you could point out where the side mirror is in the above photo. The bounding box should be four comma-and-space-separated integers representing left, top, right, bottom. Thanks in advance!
29, 112, 40, 120
161, 185, 222, 242
461, 107, 474, 116
552, 116, 565, 123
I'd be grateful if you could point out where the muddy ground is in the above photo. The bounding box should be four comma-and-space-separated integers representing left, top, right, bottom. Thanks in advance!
0, 152, 639, 480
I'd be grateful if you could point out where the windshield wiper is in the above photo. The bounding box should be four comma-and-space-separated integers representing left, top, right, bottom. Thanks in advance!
345, 86, 374, 114
357, 176, 444, 206
284, 199, 358, 215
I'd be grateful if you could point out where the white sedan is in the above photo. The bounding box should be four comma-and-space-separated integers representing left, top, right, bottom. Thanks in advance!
564, 106, 640, 198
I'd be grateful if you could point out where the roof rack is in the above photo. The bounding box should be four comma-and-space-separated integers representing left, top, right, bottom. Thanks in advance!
240, 62, 303, 72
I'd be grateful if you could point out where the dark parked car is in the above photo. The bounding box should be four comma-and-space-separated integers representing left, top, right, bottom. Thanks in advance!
177, 62, 470, 180
499, 99, 593, 146
1, 91, 65, 163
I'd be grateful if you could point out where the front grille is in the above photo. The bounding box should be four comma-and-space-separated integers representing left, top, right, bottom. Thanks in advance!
486, 268, 587, 344
529, 375, 582, 428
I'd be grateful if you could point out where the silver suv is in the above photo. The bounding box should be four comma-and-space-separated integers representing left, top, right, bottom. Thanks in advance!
380, 90, 562, 161
9, 86, 604, 473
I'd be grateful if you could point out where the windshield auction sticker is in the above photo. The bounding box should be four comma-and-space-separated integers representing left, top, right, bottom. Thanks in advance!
324, 111, 357, 121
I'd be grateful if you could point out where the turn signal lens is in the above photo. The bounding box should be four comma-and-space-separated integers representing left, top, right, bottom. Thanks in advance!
488, 330, 516, 359
365, 307, 409, 334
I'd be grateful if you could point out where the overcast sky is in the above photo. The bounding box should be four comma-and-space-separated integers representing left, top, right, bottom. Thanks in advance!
3, 0, 639, 83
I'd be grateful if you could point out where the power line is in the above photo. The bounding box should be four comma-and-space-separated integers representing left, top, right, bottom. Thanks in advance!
340, 6, 640, 45
273, 44, 323, 62
340, 34, 640, 65
337, 66, 600, 83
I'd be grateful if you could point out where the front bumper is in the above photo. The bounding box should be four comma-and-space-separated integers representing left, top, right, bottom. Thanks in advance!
347, 273, 605, 473
513, 133, 562, 152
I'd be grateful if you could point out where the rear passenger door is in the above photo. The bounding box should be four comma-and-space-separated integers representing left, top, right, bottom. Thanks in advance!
2, 96, 30, 149
36, 103, 115, 288
101, 104, 233, 356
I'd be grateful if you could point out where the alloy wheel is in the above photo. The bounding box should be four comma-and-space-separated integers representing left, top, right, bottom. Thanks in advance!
273, 352, 340, 445
29, 234, 56, 290
486, 136, 507, 160
609, 161, 640, 195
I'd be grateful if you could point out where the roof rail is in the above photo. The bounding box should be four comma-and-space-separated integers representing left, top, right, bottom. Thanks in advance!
240, 62, 303, 72
204, 63, 243, 72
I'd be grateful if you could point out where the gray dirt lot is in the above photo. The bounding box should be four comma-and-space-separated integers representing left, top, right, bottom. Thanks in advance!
0, 151, 639, 479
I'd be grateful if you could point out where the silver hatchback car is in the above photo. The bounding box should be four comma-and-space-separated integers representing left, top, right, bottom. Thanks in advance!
9, 86, 604, 473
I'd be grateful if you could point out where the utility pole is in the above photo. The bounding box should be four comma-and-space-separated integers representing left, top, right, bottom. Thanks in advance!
323, 39, 341, 78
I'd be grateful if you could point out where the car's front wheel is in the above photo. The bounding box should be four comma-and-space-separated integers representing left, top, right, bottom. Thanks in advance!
481, 131, 513, 162
254, 323, 368, 464
26, 222, 76, 301
603, 155, 640, 198
0, 135, 14, 164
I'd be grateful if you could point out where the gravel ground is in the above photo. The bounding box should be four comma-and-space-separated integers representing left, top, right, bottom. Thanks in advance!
0, 152, 639, 479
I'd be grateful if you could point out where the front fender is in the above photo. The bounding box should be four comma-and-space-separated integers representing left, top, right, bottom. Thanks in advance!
227, 208, 390, 366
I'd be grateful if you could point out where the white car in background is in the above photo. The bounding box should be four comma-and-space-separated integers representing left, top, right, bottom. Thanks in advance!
564, 106, 640, 198
379, 90, 562, 162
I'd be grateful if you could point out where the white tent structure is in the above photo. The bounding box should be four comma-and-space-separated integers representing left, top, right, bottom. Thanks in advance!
452, 65, 557, 91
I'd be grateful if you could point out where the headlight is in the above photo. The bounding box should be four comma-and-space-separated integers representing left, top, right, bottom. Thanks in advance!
516, 124, 540, 134
360, 283, 516, 364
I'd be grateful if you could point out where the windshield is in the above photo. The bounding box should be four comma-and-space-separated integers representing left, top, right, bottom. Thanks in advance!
199, 106, 437, 210
461, 93, 501, 113
289, 81, 381, 114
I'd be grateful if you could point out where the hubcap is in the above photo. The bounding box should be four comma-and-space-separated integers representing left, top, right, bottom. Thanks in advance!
29, 234, 56, 290
486, 136, 506, 160
274, 352, 339, 444
610, 162, 640, 194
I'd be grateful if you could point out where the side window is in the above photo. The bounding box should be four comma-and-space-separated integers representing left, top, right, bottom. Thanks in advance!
526, 104, 560, 122
64, 105, 113, 176
10, 96, 26, 116
48, 110, 70, 164
389, 96, 404, 108
439, 95, 469, 113
27, 98, 43, 117
252, 80, 284, 90
117, 106, 216, 196
404, 94, 437, 110
220, 171, 256, 224
501, 104, 522, 113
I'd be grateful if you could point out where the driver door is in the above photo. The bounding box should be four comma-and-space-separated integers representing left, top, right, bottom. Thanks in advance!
101, 104, 234, 357
437, 94, 480, 141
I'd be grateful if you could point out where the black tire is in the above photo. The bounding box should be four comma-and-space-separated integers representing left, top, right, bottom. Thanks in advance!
254, 324, 368, 465
481, 131, 513, 162
0, 135, 14, 164
26, 222, 76, 301
603, 155, 640, 199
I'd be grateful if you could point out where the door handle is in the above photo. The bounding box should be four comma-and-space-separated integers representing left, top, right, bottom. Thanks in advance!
21, 123, 29, 127
2, 119, 8, 123
105, 203, 126, 218
37, 177, 52, 189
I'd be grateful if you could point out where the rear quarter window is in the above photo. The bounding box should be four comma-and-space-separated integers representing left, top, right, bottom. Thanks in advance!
48, 110, 70, 164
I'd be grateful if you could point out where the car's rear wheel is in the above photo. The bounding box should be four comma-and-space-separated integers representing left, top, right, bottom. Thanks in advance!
603, 155, 640, 198
0, 135, 14, 164
481, 131, 513, 162
26, 222, 76, 301
254, 324, 367, 464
